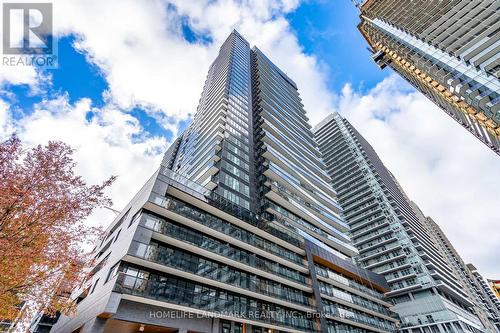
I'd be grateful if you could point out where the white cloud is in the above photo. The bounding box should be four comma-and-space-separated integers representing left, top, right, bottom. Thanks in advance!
0, 65, 39, 88
0, 99, 13, 136
2, 95, 168, 229
338, 74, 500, 277
0, 0, 496, 279
52, 0, 211, 121
46, 0, 334, 125
163, 0, 336, 124
2, 0, 336, 232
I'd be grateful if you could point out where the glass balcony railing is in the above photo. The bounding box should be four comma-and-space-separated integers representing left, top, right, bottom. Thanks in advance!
113, 272, 318, 332
267, 180, 348, 233
353, 226, 392, 246
159, 168, 304, 249
347, 207, 384, 226
315, 264, 384, 300
323, 303, 396, 333
359, 244, 403, 262
344, 201, 380, 220
128, 240, 313, 307
157, 195, 305, 265
265, 201, 352, 249
318, 282, 392, 316
207, 190, 304, 248
140, 212, 310, 286
351, 217, 387, 234
357, 235, 396, 252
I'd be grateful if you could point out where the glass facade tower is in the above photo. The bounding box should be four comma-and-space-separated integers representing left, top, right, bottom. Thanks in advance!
314, 113, 486, 333
173, 32, 255, 210
51, 31, 397, 333
356, 0, 500, 155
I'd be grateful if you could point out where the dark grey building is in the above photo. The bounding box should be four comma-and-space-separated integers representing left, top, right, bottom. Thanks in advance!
356, 0, 500, 155
51, 31, 397, 333
314, 113, 485, 333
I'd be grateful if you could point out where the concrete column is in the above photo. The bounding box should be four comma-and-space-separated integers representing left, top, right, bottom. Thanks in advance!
211, 318, 220, 333
304, 243, 328, 333
82, 317, 107, 333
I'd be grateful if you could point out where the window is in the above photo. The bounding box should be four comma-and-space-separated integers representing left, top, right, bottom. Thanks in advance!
221, 161, 249, 182
224, 150, 249, 171
90, 279, 100, 294
234, 323, 243, 333
89, 254, 110, 278
113, 229, 121, 243
220, 172, 249, 196
220, 321, 231, 333
105, 208, 130, 240
221, 188, 250, 209
106, 262, 120, 283
128, 210, 141, 228
96, 240, 112, 259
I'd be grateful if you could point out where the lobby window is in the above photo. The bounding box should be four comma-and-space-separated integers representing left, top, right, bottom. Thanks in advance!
220, 321, 231, 333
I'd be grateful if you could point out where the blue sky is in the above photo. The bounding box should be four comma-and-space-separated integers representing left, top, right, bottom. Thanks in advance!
1, 0, 498, 277
288, 1, 389, 92
52, 37, 108, 107
5, 1, 389, 137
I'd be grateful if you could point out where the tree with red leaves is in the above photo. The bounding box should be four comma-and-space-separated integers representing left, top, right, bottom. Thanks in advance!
0, 135, 115, 322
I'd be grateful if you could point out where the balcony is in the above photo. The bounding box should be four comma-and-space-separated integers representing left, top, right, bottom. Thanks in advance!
347, 207, 383, 226
337, 178, 369, 196
319, 284, 392, 318
353, 227, 392, 246
141, 213, 310, 286
359, 244, 402, 262
386, 273, 417, 284
351, 219, 389, 236
113, 272, 317, 333
341, 189, 374, 208
365, 253, 406, 270
160, 168, 304, 250
358, 236, 398, 254
344, 200, 379, 220
315, 265, 384, 300
378, 263, 412, 275
323, 304, 396, 333
128, 241, 313, 308
341, 190, 376, 210
266, 180, 348, 233
166, 195, 304, 264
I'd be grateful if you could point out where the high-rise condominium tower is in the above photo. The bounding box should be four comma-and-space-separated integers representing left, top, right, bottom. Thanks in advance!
314, 113, 485, 333
467, 264, 500, 332
356, 0, 500, 155
51, 31, 398, 333
410, 203, 500, 332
